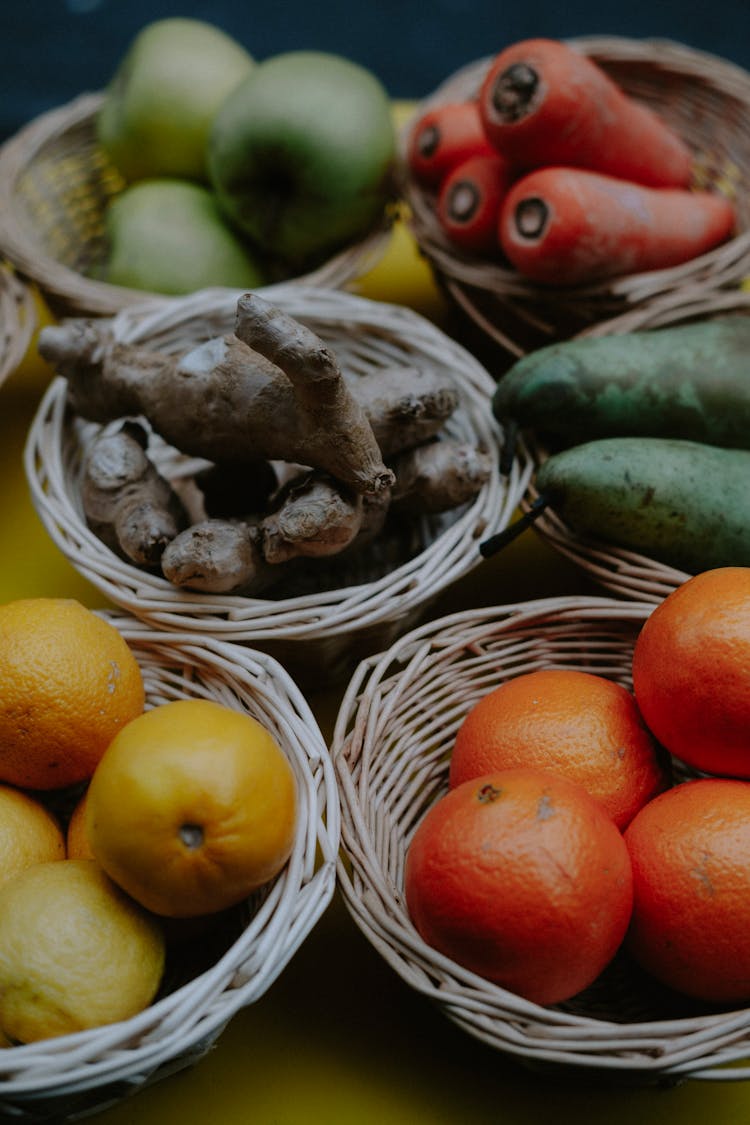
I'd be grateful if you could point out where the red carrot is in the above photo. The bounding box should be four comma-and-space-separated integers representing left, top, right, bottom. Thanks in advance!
407, 101, 496, 187
438, 153, 513, 255
498, 166, 736, 286
479, 38, 693, 188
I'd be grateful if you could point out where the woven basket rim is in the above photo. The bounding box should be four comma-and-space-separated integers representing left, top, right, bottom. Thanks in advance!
24, 283, 532, 648
519, 287, 750, 602
0, 262, 36, 388
332, 594, 750, 1081
0, 611, 339, 1112
0, 92, 394, 318
401, 35, 750, 357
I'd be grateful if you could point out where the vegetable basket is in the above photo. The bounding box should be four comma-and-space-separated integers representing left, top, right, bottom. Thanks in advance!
24, 284, 530, 688
0, 92, 394, 319
333, 594, 750, 1083
402, 36, 750, 366
0, 611, 339, 1121
518, 286, 750, 603
0, 262, 36, 389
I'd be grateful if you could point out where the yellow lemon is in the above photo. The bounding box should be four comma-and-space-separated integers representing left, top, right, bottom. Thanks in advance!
0, 859, 165, 1043
0, 785, 66, 886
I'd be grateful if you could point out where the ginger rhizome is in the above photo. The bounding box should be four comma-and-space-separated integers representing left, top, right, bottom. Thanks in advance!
81, 421, 189, 567
38, 294, 492, 595
40, 295, 394, 496
162, 442, 491, 595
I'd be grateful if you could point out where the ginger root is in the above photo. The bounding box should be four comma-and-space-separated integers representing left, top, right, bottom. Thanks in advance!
80, 421, 188, 567
40, 294, 394, 496
344, 365, 458, 457
39, 294, 494, 598
261, 472, 364, 564
38, 296, 461, 495
162, 469, 374, 593
389, 440, 493, 514
161, 441, 490, 595
160, 518, 272, 595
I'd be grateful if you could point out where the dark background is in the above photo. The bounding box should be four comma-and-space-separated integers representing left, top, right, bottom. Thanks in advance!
3, 1, 750, 141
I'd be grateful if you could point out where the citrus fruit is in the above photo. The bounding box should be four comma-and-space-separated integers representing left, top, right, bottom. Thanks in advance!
624, 777, 750, 1002
0, 859, 165, 1043
0, 598, 145, 789
66, 791, 94, 860
632, 567, 750, 777
67, 788, 227, 943
0, 785, 65, 886
85, 698, 298, 917
449, 669, 670, 829
404, 766, 633, 1005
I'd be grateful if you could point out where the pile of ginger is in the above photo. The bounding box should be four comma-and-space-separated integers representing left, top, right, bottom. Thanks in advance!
38, 293, 492, 597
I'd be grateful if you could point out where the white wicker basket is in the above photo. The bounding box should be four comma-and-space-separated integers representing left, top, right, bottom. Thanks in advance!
520, 287, 750, 603
0, 92, 393, 319
333, 595, 750, 1083
24, 284, 531, 687
0, 263, 35, 389
0, 611, 338, 1121
401, 36, 750, 365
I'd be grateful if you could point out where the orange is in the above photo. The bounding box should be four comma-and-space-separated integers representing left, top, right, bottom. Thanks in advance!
67, 787, 231, 944
449, 668, 670, 829
624, 778, 750, 1002
66, 791, 94, 860
0, 598, 145, 789
85, 698, 298, 917
632, 567, 750, 777
0, 785, 65, 886
404, 766, 633, 1006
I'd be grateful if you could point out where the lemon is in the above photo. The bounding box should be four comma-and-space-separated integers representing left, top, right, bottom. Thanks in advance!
0, 859, 165, 1043
0, 785, 65, 887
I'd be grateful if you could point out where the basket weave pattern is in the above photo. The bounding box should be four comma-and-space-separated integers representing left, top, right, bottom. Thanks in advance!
332, 596, 750, 1082
0, 263, 35, 388
520, 287, 750, 602
402, 36, 750, 362
0, 613, 338, 1121
0, 93, 393, 318
24, 284, 531, 686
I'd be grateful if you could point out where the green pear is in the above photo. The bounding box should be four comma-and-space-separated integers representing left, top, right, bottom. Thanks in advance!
97, 18, 254, 182
207, 51, 396, 269
100, 179, 266, 295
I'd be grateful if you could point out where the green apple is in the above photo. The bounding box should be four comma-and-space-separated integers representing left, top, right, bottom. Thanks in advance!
207, 50, 396, 269
100, 179, 266, 295
97, 18, 254, 182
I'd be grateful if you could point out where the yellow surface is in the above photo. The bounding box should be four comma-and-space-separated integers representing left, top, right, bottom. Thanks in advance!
4, 189, 750, 1122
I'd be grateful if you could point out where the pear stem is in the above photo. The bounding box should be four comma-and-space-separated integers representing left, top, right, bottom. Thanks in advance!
479, 494, 549, 558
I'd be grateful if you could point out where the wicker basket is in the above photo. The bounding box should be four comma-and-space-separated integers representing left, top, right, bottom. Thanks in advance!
402, 36, 750, 366
333, 594, 750, 1083
0, 92, 394, 319
24, 284, 531, 687
518, 286, 750, 603
0, 611, 338, 1121
0, 262, 36, 389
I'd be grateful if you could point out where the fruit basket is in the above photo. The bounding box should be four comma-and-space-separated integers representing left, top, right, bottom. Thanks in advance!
0, 262, 35, 389
516, 286, 750, 603
0, 611, 339, 1121
0, 92, 394, 319
401, 36, 750, 365
25, 283, 530, 687
333, 594, 750, 1083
